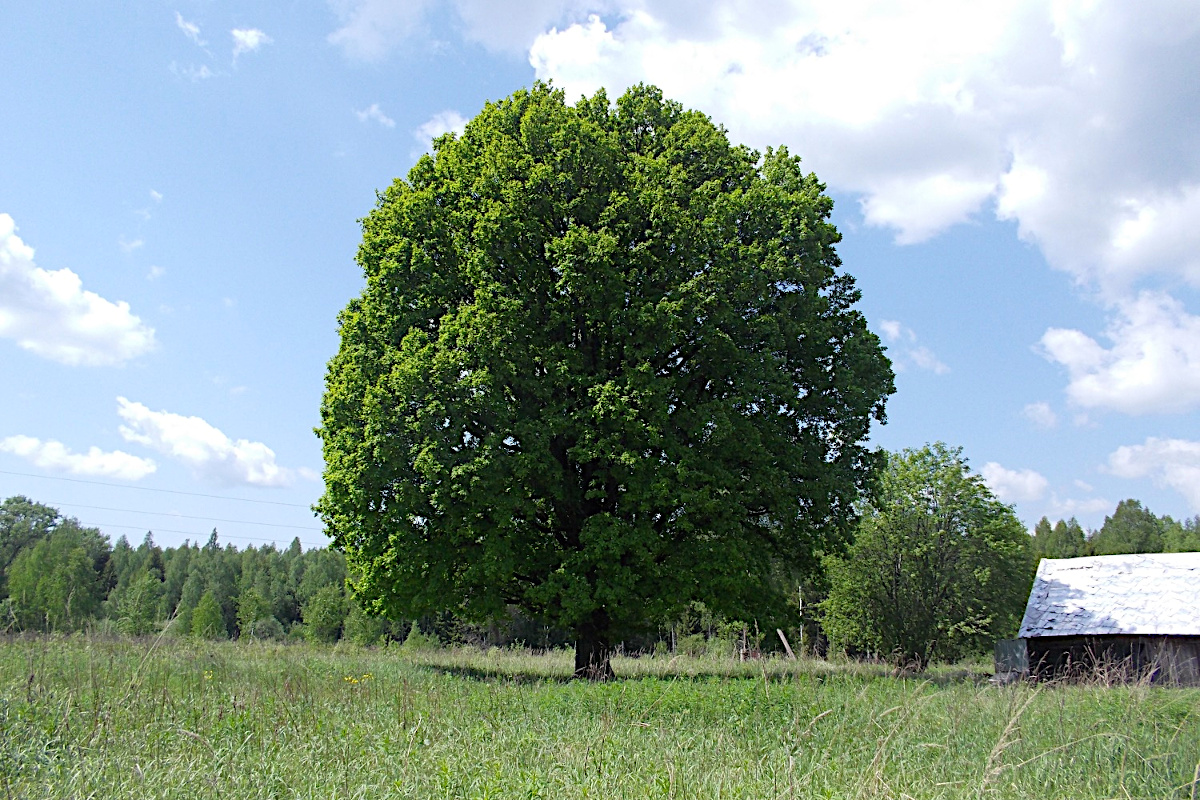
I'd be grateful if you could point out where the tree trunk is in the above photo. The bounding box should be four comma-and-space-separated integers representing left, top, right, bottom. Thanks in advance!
573, 623, 615, 681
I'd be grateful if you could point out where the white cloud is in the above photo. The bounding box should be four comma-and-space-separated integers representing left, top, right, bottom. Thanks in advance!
232, 28, 273, 60
0, 214, 156, 366
1040, 291, 1200, 414
356, 103, 396, 128
118, 236, 143, 254
1023, 401, 1058, 428
150, 189, 163, 203
1047, 494, 1111, 519
326, 2, 1200, 417
116, 397, 296, 487
0, 435, 156, 481
878, 319, 909, 342
858, 173, 997, 246
982, 461, 1049, 503
327, 0, 597, 58
146, 265, 166, 281
327, 0, 436, 61
907, 346, 950, 375
526, 4, 1021, 244
877, 319, 948, 374
522, 1, 1200, 277
327, 1, 1200, 291
1108, 437, 1200, 511
414, 110, 468, 151
521, 2, 1200, 415
175, 11, 205, 46
171, 62, 215, 81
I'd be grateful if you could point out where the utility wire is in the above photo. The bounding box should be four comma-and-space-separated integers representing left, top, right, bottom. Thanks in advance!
0, 469, 314, 508
40, 500, 322, 532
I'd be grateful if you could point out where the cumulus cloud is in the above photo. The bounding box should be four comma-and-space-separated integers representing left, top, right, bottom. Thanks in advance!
328, 1, 1200, 289
413, 110, 468, 151
0, 214, 156, 366
1040, 291, 1200, 414
521, 1, 1200, 415
1023, 401, 1058, 428
877, 319, 949, 375
982, 461, 1049, 503
356, 103, 396, 128
0, 435, 156, 481
232, 28, 273, 60
116, 397, 297, 487
1108, 437, 1200, 511
522, 2, 1200, 274
327, 1, 1200, 417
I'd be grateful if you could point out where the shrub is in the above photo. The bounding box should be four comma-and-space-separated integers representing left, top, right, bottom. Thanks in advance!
191, 591, 227, 640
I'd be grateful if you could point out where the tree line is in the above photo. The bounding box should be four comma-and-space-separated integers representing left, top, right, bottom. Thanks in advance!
0, 495, 377, 643
1031, 500, 1200, 559
5, 465, 1193, 659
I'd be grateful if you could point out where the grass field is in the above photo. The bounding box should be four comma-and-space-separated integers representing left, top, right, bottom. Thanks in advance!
1, 636, 1198, 799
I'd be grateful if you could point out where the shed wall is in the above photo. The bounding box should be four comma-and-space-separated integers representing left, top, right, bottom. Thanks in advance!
1026, 635, 1200, 686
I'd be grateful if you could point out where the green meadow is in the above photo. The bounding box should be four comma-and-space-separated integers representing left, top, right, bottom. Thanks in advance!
1, 636, 1197, 799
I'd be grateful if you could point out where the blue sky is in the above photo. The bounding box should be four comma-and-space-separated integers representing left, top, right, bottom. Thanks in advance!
3, 0, 1199, 550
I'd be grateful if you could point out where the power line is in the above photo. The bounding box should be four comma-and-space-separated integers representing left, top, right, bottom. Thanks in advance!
40, 500, 322, 532
0, 469, 314, 508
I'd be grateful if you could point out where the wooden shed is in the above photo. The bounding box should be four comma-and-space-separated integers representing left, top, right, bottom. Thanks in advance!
996, 552, 1200, 685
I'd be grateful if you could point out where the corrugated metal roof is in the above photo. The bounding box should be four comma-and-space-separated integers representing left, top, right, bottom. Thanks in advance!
1019, 552, 1200, 638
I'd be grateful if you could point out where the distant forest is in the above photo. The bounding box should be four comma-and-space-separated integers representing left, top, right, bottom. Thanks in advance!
0, 494, 1196, 648
1031, 499, 1199, 559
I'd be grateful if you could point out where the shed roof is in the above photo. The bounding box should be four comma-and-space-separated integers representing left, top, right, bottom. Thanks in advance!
1019, 552, 1200, 638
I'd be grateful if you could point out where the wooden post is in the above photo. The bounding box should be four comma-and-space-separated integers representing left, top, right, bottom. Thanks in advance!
777, 628, 796, 660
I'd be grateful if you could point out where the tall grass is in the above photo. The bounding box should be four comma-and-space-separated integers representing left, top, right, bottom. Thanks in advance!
1, 635, 1197, 799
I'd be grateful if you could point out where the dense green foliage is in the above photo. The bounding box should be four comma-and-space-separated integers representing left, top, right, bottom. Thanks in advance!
2, 637, 1197, 799
822, 444, 1034, 669
0, 496, 360, 641
1031, 516, 1087, 559
1033, 501, 1198, 561
1, 482, 1195, 660
317, 83, 895, 675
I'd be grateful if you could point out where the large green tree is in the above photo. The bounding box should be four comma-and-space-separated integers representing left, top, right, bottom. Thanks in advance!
822, 444, 1033, 669
7, 523, 106, 631
1088, 499, 1165, 555
0, 495, 61, 597
317, 84, 894, 678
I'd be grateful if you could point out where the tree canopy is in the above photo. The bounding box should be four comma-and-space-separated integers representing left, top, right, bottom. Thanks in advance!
1089, 499, 1166, 556
1031, 516, 1086, 559
822, 444, 1033, 669
317, 83, 894, 678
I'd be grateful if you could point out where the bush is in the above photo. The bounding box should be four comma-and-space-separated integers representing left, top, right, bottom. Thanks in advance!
245, 616, 285, 641
301, 585, 346, 644
343, 603, 389, 647
191, 591, 227, 640
822, 444, 1033, 669
400, 623, 441, 652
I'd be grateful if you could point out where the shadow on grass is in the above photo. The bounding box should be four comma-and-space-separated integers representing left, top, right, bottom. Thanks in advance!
401, 648, 992, 687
